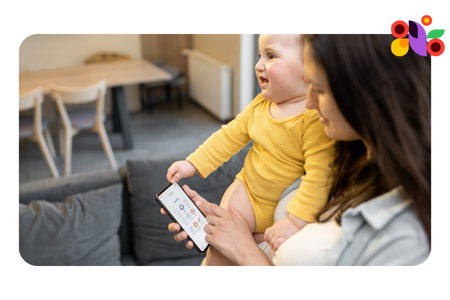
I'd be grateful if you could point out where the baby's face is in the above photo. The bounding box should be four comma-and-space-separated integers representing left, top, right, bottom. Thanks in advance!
256, 34, 309, 103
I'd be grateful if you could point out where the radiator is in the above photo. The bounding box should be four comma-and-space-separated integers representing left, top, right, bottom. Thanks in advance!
183, 49, 232, 121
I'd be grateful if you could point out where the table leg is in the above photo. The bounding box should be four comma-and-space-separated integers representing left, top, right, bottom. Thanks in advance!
112, 91, 121, 132
111, 86, 134, 150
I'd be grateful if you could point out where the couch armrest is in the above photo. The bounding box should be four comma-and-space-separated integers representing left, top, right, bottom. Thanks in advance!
19, 168, 121, 204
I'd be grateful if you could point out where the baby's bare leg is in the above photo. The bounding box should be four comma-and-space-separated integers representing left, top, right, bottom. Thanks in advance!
205, 179, 256, 266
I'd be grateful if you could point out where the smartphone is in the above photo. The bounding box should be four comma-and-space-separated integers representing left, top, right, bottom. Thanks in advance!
155, 182, 210, 253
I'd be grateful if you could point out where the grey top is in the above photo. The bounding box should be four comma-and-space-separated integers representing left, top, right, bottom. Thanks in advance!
321, 188, 430, 265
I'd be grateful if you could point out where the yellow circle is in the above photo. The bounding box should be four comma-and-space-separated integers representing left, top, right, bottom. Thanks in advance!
424, 17, 429, 23
399, 39, 408, 48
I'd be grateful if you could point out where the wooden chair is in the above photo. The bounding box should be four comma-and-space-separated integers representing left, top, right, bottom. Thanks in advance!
85, 52, 131, 64
19, 87, 59, 178
50, 80, 117, 176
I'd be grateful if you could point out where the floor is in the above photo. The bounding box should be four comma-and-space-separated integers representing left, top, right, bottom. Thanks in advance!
19, 98, 224, 184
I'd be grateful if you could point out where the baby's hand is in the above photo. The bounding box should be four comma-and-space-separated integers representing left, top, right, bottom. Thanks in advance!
264, 216, 307, 252
167, 160, 198, 183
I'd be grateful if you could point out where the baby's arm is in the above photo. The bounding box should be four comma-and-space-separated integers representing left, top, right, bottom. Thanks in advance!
286, 110, 335, 222
167, 112, 250, 183
183, 97, 260, 180
265, 110, 335, 251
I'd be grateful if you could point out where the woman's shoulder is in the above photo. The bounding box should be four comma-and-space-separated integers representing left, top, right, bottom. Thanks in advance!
363, 204, 430, 265
345, 188, 424, 236
338, 189, 430, 265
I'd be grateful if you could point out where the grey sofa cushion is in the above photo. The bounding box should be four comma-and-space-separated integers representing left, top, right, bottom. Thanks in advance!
19, 184, 123, 266
126, 144, 250, 265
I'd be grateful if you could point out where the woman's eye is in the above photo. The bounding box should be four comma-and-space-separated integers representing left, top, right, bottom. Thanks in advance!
313, 86, 324, 94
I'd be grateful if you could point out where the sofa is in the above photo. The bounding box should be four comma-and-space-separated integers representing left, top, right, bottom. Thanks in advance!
19, 145, 252, 266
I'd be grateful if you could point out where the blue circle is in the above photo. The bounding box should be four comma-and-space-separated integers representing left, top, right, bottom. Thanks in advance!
179, 204, 185, 210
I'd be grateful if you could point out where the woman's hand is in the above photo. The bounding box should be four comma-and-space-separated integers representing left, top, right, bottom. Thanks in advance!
199, 201, 272, 266
161, 185, 272, 265
160, 184, 216, 249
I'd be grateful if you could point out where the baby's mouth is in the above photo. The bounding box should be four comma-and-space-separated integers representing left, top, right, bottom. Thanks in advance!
259, 76, 269, 85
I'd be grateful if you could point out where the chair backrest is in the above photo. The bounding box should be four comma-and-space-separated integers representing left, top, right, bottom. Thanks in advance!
85, 52, 131, 64
49, 80, 107, 105
19, 87, 43, 111
50, 80, 107, 131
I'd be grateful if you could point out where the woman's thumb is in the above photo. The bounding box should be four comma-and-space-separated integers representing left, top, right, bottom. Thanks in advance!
182, 184, 196, 197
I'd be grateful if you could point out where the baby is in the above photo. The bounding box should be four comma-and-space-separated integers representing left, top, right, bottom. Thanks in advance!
167, 34, 334, 265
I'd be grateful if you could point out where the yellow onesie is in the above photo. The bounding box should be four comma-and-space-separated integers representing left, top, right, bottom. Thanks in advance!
186, 94, 335, 233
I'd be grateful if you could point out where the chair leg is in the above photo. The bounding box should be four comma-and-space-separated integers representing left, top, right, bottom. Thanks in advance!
97, 124, 117, 170
176, 85, 182, 110
139, 84, 146, 111
44, 128, 56, 158
36, 132, 59, 178
59, 125, 65, 156
147, 87, 153, 114
165, 83, 171, 104
64, 128, 72, 176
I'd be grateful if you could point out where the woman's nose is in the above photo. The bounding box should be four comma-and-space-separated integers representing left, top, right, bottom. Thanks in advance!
305, 85, 317, 110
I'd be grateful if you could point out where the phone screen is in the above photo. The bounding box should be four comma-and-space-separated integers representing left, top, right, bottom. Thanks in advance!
156, 183, 209, 252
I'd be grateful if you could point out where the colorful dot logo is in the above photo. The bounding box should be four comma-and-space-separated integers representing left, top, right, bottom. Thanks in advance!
390, 14, 450, 59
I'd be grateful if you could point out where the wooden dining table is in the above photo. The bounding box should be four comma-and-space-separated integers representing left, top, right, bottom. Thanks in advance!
19, 59, 173, 150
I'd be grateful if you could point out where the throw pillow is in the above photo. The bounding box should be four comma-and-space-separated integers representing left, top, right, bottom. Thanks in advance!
19, 184, 122, 266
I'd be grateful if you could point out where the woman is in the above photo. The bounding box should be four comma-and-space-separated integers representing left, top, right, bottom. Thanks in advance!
163, 34, 431, 265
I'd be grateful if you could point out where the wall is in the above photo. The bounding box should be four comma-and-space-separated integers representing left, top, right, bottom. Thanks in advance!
192, 34, 241, 116
140, 34, 192, 95
19, 34, 142, 113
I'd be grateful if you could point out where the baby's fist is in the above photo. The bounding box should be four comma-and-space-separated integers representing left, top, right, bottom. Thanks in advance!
167, 160, 198, 183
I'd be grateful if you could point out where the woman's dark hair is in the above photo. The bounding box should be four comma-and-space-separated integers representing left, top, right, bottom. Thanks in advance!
303, 35, 431, 243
